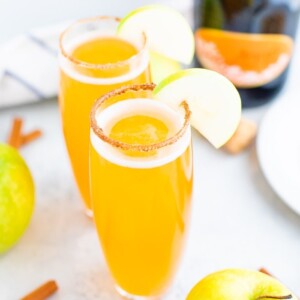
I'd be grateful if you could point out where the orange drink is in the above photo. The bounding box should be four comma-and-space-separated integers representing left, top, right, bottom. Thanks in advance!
59, 17, 150, 214
90, 84, 193, 298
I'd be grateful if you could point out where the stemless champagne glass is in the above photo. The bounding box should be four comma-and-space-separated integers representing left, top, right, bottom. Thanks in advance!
59, 17, 150, 215
90, 84, 193, 299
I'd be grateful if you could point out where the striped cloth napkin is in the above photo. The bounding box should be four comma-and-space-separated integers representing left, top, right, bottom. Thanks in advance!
0, 23, 68, 108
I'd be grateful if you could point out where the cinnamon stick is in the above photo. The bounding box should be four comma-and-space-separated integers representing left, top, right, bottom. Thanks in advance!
6, 117, 42, 149
21, 280, 58, 300
7, 117, 23, 148
21, 130, 42, 146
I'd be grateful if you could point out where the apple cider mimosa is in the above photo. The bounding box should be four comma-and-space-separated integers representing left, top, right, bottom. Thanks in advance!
59, 17, 150, 214
90, 84, 193, 298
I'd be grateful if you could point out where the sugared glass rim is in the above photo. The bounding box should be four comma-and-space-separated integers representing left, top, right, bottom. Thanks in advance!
59, 16, 148, 70
90, 83, 191, 152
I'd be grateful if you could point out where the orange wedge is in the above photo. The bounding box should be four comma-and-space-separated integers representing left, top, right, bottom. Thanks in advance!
195, 29, 293, 88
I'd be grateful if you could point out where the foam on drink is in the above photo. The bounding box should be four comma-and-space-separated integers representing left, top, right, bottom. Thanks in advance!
59, 31, 149, 85
90, 99, 191, 169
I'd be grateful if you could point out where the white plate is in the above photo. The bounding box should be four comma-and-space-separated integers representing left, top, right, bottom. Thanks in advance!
257, 93, 300, 214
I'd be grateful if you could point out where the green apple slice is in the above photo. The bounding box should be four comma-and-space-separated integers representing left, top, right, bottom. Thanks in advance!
153, 68, 241, 148
117, 5, 194, 65
149, 50, 182, 84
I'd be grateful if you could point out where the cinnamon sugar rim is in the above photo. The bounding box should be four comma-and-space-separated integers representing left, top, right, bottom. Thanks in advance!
59, 16, 147, 70
90, 83, 191, 152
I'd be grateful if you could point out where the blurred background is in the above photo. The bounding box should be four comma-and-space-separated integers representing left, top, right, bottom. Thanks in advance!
0, 0, 193, 43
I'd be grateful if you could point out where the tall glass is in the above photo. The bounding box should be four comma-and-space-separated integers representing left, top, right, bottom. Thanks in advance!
90, 84, 193, 299
59, 17, 150, 215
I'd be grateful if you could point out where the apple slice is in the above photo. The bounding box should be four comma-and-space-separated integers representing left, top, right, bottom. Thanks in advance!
153, 68, 241, 148
117, 5, 194, 65
149, 51, 182, 84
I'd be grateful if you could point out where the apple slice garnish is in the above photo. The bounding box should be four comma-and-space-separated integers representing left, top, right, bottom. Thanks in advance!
117, 5, 194, 65
153, 68, 242, 148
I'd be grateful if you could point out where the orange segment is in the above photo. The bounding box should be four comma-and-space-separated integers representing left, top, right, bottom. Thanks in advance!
195, 29, 293, 88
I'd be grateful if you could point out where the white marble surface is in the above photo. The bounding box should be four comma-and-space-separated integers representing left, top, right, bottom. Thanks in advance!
1, 2, 300, 299
1, 82, 300, 299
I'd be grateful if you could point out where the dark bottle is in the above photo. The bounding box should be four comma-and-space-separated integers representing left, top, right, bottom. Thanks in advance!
194, 0, 300, 107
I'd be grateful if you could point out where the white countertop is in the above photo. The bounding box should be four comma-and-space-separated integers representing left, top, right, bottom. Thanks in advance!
1, 84, 300, 299
1, 2, 300, 299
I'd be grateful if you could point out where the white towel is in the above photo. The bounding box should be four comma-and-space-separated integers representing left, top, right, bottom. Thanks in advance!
0, 23, 69, 108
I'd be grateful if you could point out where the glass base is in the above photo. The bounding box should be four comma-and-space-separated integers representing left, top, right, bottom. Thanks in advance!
116, 285, 161, 300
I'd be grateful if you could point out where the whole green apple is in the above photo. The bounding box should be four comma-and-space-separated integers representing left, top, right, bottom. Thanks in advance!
0, 143, 34, 253
186, 269, 296, 300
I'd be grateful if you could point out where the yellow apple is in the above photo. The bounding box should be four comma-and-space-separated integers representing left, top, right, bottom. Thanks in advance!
186, 269, 297, 300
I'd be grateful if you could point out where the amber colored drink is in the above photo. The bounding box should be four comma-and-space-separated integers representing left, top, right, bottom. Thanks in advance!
90, 85, 193, 298
59, 17, 150, 213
